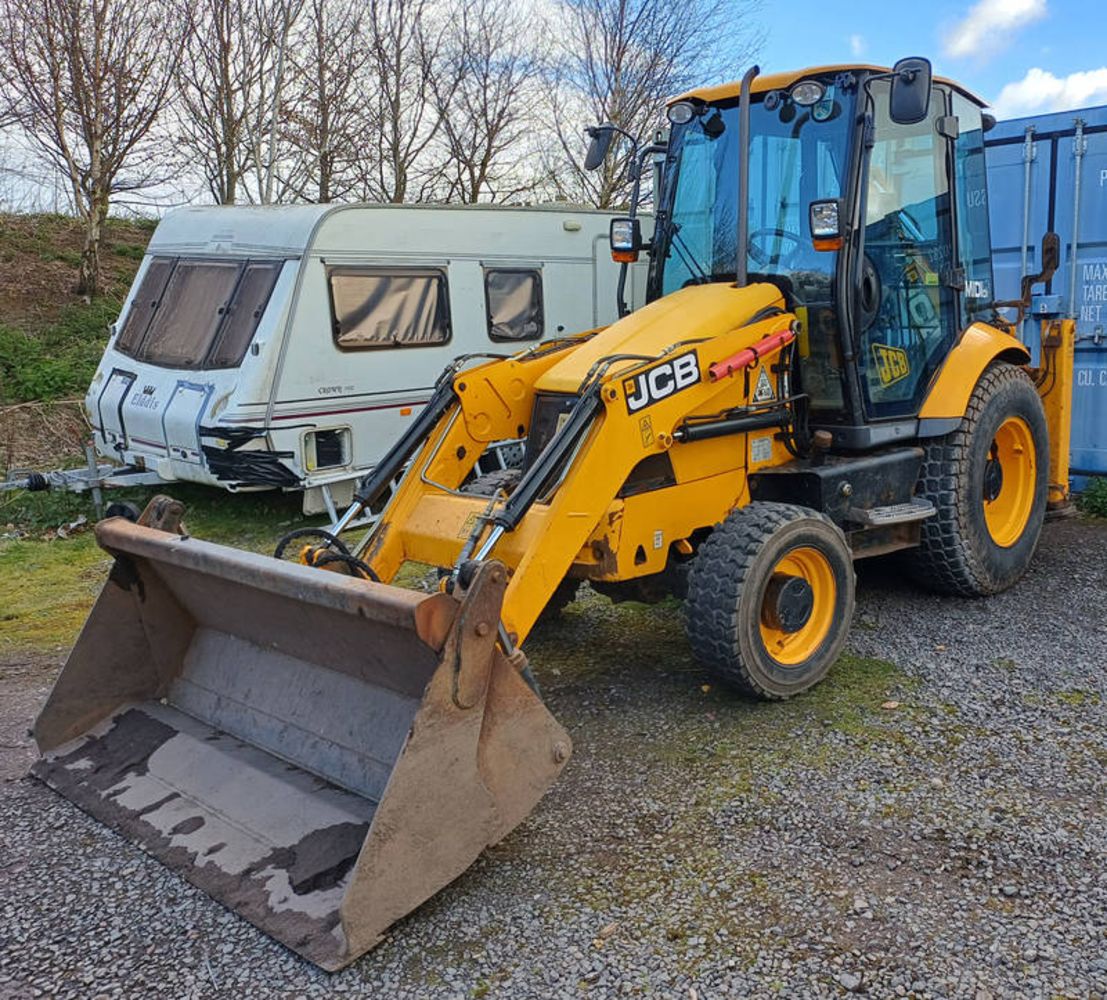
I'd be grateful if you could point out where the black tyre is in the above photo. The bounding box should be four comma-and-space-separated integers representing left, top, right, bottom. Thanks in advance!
908, 362, 1048, 596
685, 502, 855, 699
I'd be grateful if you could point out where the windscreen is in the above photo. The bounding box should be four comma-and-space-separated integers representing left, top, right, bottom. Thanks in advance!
115, 257, 282, 369
656, 82, 854, 296
654, 79, 856, 412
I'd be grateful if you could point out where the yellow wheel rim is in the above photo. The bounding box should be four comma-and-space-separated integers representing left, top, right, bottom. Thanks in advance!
983, 416, 1036, 548
758, 545, 837, 666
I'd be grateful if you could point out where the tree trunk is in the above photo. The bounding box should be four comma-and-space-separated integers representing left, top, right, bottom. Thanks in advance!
77, 211, 103, 297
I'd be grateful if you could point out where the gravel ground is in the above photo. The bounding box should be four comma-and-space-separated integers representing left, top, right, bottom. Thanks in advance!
1, 517, 1106, 999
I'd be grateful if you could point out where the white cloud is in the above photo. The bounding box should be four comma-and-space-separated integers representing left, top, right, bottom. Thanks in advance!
943, 0, 1047, 59
848, 34, 866, 57
992, 66, 1107, 118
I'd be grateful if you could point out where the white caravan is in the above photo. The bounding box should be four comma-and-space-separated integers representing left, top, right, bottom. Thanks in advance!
86, 203, 649, 512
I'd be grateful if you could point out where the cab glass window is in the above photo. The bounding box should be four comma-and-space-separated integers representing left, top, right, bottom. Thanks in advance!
485, 268, 543, 341
329, 268, 451, 349
858, 80, 956, 419
952, 92, 994, 323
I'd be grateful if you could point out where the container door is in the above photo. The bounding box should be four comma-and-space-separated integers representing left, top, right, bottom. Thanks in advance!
162, 381, 213, 466
1054, 126, 1107, 477
985, 129, 1051, 353
96, 368, 136, 455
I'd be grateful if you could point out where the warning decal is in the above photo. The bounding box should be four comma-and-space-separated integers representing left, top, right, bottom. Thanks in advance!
753, 365, 775, 402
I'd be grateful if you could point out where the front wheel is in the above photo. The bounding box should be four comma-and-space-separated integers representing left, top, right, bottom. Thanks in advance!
684, 502, 855, 700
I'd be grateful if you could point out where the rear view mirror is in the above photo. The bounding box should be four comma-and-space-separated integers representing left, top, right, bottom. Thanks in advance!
889, 57, 932, 125
584, 124, 616, 171
809, 199, 842, 246
609, 217, 642, 263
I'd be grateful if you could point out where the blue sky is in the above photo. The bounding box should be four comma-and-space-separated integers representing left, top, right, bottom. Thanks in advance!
755, 0, 1107, 119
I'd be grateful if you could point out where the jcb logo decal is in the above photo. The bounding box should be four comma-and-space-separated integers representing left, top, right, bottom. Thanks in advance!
624, 350, 700, 413
871, 343, 910, 387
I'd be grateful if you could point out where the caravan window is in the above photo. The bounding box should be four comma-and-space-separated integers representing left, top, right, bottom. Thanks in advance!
328, 267, 451, 349
484, 268, 543, 341
138, 261, 242, 368
115, 257, 282, 369
208, 261, 282, 367
115, 257, 176, 355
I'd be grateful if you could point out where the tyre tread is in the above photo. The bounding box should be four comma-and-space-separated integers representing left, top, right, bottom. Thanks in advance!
910, 362, 1045, 596
684, 502, 846, 700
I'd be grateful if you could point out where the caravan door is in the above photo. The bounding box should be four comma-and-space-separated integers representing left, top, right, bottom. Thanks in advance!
162, 381, 213, 466
96, 368, 137, 455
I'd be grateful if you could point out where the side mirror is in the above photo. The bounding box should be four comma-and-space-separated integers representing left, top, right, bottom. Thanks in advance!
889, 56, 932, 125
610, 217, 642, 263
809, 198, 842, 249
584, 124, 616, 171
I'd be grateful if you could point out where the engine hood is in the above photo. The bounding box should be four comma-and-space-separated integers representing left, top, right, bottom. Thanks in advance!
535, 282, 786, 394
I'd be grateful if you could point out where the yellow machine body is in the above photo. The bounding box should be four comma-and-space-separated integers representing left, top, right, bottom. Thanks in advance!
31, 59, 1077, 971
365, 282, 795, 643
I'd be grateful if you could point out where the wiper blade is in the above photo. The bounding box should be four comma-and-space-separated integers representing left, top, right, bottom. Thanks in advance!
670, 224, 710, 284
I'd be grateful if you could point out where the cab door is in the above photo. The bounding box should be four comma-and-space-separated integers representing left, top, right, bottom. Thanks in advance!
856, 81, 959, 419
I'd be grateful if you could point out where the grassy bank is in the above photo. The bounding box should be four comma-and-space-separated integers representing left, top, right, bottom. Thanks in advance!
0, 213, 152, 405
0, 484, 317, 653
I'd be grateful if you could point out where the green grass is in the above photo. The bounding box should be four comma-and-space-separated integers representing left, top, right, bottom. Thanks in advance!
0, 212, 153, 403
1078, 477, 1107, 519
0, 485, 326, 652
0, 535, 110, 649
0, 299, 120, 403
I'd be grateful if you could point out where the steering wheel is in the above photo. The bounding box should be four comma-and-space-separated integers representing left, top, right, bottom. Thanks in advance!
748, 228, 803, 268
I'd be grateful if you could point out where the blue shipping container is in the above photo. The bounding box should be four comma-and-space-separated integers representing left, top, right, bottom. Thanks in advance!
985, 104, 1107, 481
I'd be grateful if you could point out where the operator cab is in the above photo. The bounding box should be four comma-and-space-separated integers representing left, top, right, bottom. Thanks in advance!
647, 62, 995, 447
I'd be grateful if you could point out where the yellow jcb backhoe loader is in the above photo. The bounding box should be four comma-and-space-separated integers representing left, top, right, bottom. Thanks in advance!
33, 58, 1075, 969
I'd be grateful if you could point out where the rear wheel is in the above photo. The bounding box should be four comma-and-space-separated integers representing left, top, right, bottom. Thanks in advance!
685, 502, 855, 699
909, 362, 1047, 595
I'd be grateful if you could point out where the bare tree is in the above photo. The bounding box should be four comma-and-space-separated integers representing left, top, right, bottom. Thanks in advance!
175, 0, 274, 205
0, 0, 181, 294
549, 0, 762, 208
355, 0, 452, 203
432, 0, 545, 204
279, 0, 372, 202
243, 0, 304, 204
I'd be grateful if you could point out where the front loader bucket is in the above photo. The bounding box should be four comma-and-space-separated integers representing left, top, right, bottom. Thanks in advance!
31, 513, 571, 970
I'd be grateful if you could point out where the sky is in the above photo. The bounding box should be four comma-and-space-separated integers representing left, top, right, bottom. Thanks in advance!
756, 0, 1107, 119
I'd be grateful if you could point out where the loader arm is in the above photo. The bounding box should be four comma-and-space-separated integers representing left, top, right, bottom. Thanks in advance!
364, 282, 798, 645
